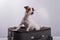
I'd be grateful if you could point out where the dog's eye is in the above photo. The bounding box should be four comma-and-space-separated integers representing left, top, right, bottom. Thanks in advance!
32, 8, 34, 11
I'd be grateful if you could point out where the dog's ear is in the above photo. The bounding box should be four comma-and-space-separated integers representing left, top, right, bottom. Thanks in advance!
24, 6, 31, 13
24, 6, 31, 11
24, 6, 29, 9
32, 8, 35, 11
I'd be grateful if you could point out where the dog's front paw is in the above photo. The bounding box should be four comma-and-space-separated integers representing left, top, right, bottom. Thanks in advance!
26, 28, 29, 31
12, 28, 19, 31
12, 29, 17, 31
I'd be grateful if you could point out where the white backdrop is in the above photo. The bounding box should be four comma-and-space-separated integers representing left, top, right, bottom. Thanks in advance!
0, 0, 60, 37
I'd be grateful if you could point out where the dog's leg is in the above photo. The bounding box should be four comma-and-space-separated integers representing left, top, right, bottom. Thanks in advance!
11, 25, 21, 31
26, 27, 30, 31
26, 24, 31, 31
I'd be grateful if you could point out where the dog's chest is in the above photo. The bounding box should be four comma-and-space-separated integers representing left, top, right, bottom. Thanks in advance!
28, 17, 37, 25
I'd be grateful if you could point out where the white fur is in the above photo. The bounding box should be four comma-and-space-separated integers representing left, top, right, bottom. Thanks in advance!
26, 16, 40, 31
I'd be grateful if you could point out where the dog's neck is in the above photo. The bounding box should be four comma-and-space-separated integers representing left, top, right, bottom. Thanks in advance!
23, 12, 30, 21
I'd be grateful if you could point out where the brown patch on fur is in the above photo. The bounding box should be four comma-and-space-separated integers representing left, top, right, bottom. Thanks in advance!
24, 6, 31, 13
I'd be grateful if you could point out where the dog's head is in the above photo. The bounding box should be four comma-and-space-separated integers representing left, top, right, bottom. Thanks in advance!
24, 6, 35, 15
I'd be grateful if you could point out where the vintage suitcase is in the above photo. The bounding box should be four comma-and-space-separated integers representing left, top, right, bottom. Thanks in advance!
8, 27, 53, 40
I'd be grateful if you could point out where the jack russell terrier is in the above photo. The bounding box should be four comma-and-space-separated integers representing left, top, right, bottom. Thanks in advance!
14, 6, 40, 31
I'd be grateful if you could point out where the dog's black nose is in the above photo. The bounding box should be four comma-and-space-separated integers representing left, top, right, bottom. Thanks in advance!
31, 12, 34, 15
